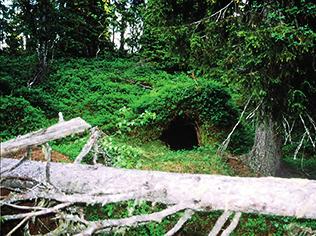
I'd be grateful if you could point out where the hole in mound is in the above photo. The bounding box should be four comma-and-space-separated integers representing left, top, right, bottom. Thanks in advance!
160, 116, 199, 150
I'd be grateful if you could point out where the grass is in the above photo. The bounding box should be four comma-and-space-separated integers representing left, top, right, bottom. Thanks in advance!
99, 135, 233, 175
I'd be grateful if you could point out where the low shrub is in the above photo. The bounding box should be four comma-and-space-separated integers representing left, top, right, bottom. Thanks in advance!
0, 96, 47, 140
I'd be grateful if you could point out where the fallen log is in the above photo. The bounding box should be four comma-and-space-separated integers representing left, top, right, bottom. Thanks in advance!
0, 117, 91, 157
1, 158, 315, 219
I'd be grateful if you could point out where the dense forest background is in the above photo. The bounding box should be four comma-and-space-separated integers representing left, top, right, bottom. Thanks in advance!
1, 0, 316, 235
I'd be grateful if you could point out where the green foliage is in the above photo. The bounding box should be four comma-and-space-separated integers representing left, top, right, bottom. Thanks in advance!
116, 107, 157, 133
0, 96, 47, 140
0, 55, 37, 93
101, 135, 233, 175
133, 78, 238, 131
102, 136, 144, 168
85, 201, 173, 236
56, 0, 111, 57
52, 135, 89, 161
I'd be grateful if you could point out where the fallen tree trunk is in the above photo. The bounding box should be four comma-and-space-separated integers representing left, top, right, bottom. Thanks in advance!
1, 158, 315, 219
0, 117, 91, 157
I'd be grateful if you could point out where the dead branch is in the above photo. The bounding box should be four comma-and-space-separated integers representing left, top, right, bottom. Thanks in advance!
283, 117, 295, 145
2, 202, 72, 221
300, 114, 315, 149
6, 215, 31, 236
42, 143, 52, 184
74, 127, 101, 164
294, 132, 306, 160
221, 212, 242, 236
165, 209, 194, 236
3, 202, 46, 211
74, 204, 191, 236
208, 211, 232, 236
0, 117, 91, 156
218, 97, 251, 154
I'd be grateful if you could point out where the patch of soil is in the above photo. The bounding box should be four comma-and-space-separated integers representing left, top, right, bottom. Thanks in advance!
0, 191, 58, 235
6, 147, 71, 163
226, 155, 255, 177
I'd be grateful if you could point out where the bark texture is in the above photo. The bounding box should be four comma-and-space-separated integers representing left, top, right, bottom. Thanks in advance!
1, 158, 316, 219
248, 117, 281, 176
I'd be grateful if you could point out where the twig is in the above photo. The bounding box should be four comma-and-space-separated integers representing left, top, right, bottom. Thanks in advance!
221, 212, 242, 236
5, 216, 31, 236
191, 1, 233, 26
307, 113, 316, 143
300, 115, 315, 149
208, 211, 232, 236
165, 209, 194, 236
218, 97, 252, 154
3, 203, 46, 211
283, 117, 295, 145
294, 133, 306, 160
2, 202, 72, 221
245, 99, 262, 120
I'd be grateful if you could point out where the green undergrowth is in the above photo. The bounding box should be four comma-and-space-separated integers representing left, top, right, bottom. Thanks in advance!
0, 55, 241, 141
101, 135, 233, 175
83, 201, 316, 236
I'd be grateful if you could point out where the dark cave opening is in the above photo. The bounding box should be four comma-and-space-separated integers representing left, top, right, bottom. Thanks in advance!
160, 116, 199, 151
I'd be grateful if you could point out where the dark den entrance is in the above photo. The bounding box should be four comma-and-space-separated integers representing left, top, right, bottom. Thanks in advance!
160, 116, 199, 150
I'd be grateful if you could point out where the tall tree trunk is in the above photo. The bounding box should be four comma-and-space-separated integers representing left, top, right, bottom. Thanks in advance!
248, 116, 281, 176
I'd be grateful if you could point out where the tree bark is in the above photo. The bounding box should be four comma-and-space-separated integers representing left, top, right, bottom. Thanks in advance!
248, 117, 281, 176
1, 158, 315, 219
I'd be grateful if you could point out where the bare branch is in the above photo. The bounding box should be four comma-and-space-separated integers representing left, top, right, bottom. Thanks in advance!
74, 127, 101, 164
307, 113, 316, 143
5, 216, 31, 236
221, 212, 242, 236
208, 211, 232, 236
165, 209, 194, 236
1, 117, 91, 156
2, 203, 46, 211
92, 143, 99, 165
191, 1, 233, 26
218, 97, 252, 154
300, 115, 315, 149
294, 132, 306, 160
2, 202, 72, 221
42, 143, 52, 184
283, 117, 295, 145
74, 204, 191, 235
245, 99, 262, 120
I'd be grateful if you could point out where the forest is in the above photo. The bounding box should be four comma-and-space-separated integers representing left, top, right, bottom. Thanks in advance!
0, 0, 316, 235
